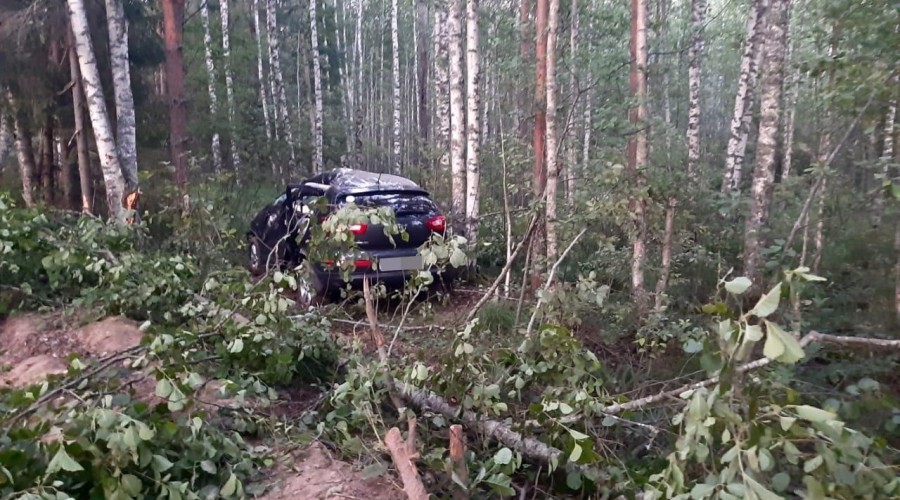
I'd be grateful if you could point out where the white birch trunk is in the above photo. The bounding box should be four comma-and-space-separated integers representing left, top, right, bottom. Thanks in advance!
67, 31, 93, 214
685, 0, 707, 181
311, 0, 324, 172
0, 111, 11, 170
465, 0, 481, 247
9, 93, 36, 208
220, 0, 240, 170
781, 13, 800, 180
201, 0, 223, 173
434, 6, 451, 173
266, 0, 296, 173
628, 0, 649, 318
722, 0, 763, 193
391, 0, 402, 173
354, 0, 365, 151
874, 98, 896, 224
67, 0, 126, 220
582, 92, 591, 171
812, 174, 827, 273
565, 0, 578, 207
105, 0, 138, 193
742, 0, 789, 285
448, 0, 467, 234
545, 0, 560, 262
253, 0, 273, 149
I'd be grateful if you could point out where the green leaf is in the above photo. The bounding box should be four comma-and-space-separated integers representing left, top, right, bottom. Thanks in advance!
725, 277, 752, 295
569, 443, 582, 462
155, 379, 173, 399
566, 471, 582, 490
200, 460, 218, 474
779, 416, 796, 431
743, 473, 784, 500
794, 405, 836, 423
751, 283, 782, 318
494, 447, 513, 465
273, 271, 284, 283
221, 473, 238, 498
690, 483, 716, 499
449, 248, 467, 268
121, 474, 142, 496
765, 321, 805, 363
137, 423, 155, 441
804, 455, 824, 473
759, 448, 774, 471
46, 445, 84, 474
763, 327, 785, 360
568, 429, 589, 441
152, 454, 174, 472
558, 402, 574, 415
744, 325, 763, 342
229, 338, 244, 354
771, 472, 790, 492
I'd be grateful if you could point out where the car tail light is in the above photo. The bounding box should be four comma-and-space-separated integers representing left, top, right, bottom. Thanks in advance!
426, 215, 446, 233
324, 259, 335, 266
354, 259, 372, 269
349, 223, 368, 235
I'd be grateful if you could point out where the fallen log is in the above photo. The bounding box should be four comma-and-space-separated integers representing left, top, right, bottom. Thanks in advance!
385, 425, 429, 500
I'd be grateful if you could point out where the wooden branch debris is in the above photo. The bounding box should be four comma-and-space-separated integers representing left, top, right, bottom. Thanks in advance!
525, 228, 588, 337
449, 424, 469, 498
385, 422, 429, 500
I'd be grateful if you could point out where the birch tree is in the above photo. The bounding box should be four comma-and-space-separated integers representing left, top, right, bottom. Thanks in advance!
267, 0, 297, 173
874, 92, 896, 225
448, 0, 467, 234
0, 111, 11, 170
67, 0, 127, 218
742, 0, 789, 285
105, 0, 138, 195
465, 0, 481, 246
417, 0, 429, 148
531, 0, 549, 290
391, 0, 402, 173
434, 5, 451, 173
200, 0, 223, 173
253, 0, 273, 149
544, 0, 560, 263
627, 0, 649, 318
220, 0, 240, 170
722, 0, 763, 193
565, 0, 578, 207
685, 0, 707, 181
9, 94, 36, 208
311, 0, 324, 172
67, 27, 93, 214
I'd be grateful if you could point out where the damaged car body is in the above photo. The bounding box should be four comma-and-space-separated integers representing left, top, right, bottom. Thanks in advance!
247, 168, 455, 300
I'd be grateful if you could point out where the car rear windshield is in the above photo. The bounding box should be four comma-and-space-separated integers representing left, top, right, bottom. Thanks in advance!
338, 192, 437, 216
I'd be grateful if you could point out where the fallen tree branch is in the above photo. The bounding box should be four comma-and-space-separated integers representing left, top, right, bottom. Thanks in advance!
525, 228, 588, 337
385, 425, 429, 500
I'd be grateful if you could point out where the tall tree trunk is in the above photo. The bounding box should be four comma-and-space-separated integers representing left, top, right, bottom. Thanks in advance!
811, 23, 840, 273
10, 96, 37, 208
530, 0, 548, 290
416, 0, 429, 147
781, 11, 800, 180
354, 0, 365, 152
252, 0, 274, 151
565, 0, 578, 207
39, 115, 55, 205
220, 0, 240, 170
654, 196, 676, 310
200, 0, 223, 173
67, 0, 127, 217
465, 0, 481, 248
722, 0, 763, 193
448, 0, 467, 234
0, 111, 12, 170
874, 97, 897, 225
391, 0, 402, 173
685, 0, 707, 181
67, 27, 93, 214
627, 0, 649, 318
160, 0, 188, 190
310, 0, 324, 173
517, 0, 531, 138
434, 5, 451, 173
105, 0, 138, 194
742, 0, 789, 286
544, 0, 560, 263
267, 0, 297, 174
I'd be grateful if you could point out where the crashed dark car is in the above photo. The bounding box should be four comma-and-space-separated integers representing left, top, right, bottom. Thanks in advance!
247, 168, 454, 298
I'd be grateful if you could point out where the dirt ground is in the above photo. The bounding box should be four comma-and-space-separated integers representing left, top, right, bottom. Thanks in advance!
0, 313, 404, 499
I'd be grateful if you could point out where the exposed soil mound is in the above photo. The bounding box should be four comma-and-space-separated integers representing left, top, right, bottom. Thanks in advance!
257, 442, 402, 500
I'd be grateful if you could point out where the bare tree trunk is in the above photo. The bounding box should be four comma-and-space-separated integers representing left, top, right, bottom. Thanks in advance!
252, 0, 274, 151
582, 90, 591, 171
0, 111, 12, 170
544, 0, 560, 263
39, 115, 55, 205
67, 0, 127, 217
465, 0, 481, 247
722, 0, 763, 193
160, 0, 188, 190
391, 0, 402, 173
654, 197, 676, 310
434, 6, 451, 173
685, 0, 707, 181
895, 220, 900, 326
874, 98, 896, 225
267, 0, 297, 174
627, 0, 649, 318
354, 0, 365, 151
67, 30, 93, 214
811, 174, 827, 272
10, 95, 37, 207
530, 0, 549, 290
448, 0, 467, 234
742, 0, 789, 285
811, 23, 840, 272
200, 0, 223, 173
105, 0, 138, 194
565, 0, 578, 207
417, 0, 429, 148
518, 0, 531, 138
220, 0, 240, 170
781, 15, 800, 180
311, 0, 324, 173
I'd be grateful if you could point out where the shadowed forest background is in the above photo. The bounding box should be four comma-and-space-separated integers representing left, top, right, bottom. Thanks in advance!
0, 0, 898, 497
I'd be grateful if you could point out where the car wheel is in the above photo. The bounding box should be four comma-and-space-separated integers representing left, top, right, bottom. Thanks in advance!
247, 236, 266, 276
296, 266, 328, 308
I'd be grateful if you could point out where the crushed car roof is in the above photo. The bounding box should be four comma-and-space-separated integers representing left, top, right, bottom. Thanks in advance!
327, 168, 427, 195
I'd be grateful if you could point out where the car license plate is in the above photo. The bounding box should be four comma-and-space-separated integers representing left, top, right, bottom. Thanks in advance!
378, 255, 423, 272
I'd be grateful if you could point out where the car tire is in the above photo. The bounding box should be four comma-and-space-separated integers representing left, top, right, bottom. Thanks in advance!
296, 262, 329, 307
247, 235, 266, 276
